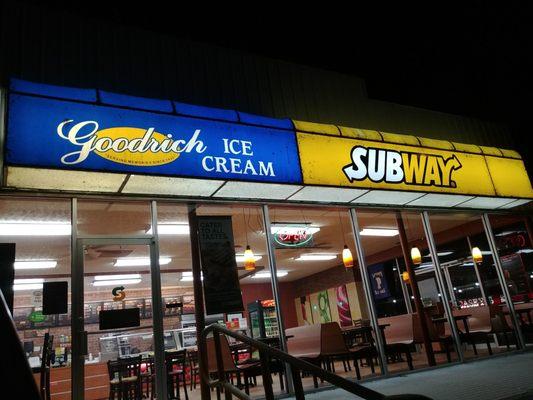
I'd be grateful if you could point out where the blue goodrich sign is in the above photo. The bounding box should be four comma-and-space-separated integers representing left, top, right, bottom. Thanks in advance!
6, 94, 302, 184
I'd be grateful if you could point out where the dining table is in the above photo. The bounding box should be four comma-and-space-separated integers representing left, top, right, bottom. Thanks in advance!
341, 323, 390, 348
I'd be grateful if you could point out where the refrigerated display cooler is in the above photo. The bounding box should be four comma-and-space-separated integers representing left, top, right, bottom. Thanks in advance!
247, 299, 279, 338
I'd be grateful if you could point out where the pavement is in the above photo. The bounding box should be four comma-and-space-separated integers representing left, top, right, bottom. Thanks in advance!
294, 351, 533, 400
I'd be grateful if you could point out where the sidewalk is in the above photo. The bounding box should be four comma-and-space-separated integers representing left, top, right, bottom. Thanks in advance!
298, 352, 533, 400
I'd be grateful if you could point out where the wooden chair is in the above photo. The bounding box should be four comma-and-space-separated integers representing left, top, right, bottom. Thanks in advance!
286, 324, 322, 387
449, 305, 516, 355
378, 314, 415, 369
165, 350, 189, 400
107, 355, 142, 400
140, 357, 156, 399
187, 350, 200, 390
206, 335, 262, 396
320, 322, 377, 380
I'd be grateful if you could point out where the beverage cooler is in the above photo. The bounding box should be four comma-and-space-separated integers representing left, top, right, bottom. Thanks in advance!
247, 299, 279, 338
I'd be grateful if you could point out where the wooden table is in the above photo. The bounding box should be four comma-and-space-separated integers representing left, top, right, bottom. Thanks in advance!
341, 323, 389, 348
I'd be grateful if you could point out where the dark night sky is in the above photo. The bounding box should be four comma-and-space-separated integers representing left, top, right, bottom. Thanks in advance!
21, 2, 533, 172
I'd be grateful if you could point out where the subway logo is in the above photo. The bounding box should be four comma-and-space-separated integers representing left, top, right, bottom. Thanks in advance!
342, 146, 463, 188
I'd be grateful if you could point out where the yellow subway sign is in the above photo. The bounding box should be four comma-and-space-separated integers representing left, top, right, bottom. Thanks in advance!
297, 132, 533, 198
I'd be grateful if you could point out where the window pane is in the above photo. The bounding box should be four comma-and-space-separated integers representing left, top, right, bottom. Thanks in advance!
0, 197, 72, 399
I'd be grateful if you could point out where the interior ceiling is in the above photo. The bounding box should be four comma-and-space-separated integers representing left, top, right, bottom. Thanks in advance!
3, 196, 509, 296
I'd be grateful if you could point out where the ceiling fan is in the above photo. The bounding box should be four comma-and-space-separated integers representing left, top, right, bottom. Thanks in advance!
84, 245, 134, 259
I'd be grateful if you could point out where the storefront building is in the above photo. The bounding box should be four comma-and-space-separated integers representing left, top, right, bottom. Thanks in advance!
1, 76, 532, 400
0, 5, 532, 399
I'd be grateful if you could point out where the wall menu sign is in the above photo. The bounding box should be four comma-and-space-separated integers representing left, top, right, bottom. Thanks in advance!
197, 216, 244, 315
6, 94, 302, 184
296, 132, 533, 198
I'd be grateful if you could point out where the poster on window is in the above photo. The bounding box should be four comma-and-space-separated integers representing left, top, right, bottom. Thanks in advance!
368, 264, 390, 300
335, 285, 353, 327
198, 216, 244, 314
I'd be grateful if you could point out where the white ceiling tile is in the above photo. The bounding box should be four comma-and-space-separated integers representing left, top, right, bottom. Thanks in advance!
407, 193, 474, 207
122, 175, 224, 197
458, 196, 520, 209
6, 167, 126, 192
212, 181, 302, 200
352, 190, 424, 205
497, 198, 531, 209
288, 186, 367, 203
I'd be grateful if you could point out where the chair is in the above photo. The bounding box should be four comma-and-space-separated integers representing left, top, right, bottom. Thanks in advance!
449, 305, 516, 355
378, 314, 415, 369
165, 350, 189, 400
187, 350, 200, 390
286, 324, 322, 387
40, 333, 54, 400
107, 355, 142, 400
140, 357, 156, 399
320, 322, 377, 380
206, 335, 262, 396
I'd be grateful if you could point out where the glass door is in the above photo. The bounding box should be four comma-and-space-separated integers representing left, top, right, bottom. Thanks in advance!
72, 237, 166, 400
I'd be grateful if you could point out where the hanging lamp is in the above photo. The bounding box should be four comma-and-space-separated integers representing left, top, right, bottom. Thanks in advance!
242, 207, 255, 271
411, 247, 422, 265
472, 247, 483, 264
338, 210, 354, 268
342, 245, 354, 268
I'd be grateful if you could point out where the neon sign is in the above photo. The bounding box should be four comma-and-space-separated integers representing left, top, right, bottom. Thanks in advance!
271, 225, 318, 248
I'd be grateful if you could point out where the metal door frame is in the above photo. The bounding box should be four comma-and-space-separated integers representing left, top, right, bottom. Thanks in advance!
71, 200, 167, 400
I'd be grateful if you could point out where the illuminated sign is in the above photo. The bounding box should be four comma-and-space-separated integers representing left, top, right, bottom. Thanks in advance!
343, 146, 462, 188
6, 81, 532, 201
297, 132, 533, 197
271, 225, 318, 248
6, 94, 302, 184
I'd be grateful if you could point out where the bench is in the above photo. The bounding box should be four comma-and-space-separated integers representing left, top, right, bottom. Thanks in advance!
378, 314, 416, 369
287, 323, 377, 382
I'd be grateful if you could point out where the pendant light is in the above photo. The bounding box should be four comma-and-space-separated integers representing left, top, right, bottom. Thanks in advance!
242, 207, 256, 271
243, 245, 256, 271
338, 210, 354, 268
342, 245, 354, 268
402, 271, 410, 283
472, 246, 483, 264
411, 247, 422, 265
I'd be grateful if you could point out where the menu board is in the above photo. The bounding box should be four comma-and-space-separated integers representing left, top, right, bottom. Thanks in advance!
198, 216, 244, 315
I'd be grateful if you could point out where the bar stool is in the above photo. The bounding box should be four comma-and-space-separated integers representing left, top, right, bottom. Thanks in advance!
187, 350, 200, 390
107, 355, 142, 400
165, 350, 189, 400
140, 357, 156, 399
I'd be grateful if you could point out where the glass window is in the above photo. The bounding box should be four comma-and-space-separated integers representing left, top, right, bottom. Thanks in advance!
269, 204, 382, 391
0, 197, 72, 398
77, 200, 152, 235
356, 209, 456, 372
196, 204, 281, 397
488, 213, 533, 347
428, 212, 520, 359
156, 203, 197, 350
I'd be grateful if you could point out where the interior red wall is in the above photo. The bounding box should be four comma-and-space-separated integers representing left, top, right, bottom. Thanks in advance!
241, 282, 298, 329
